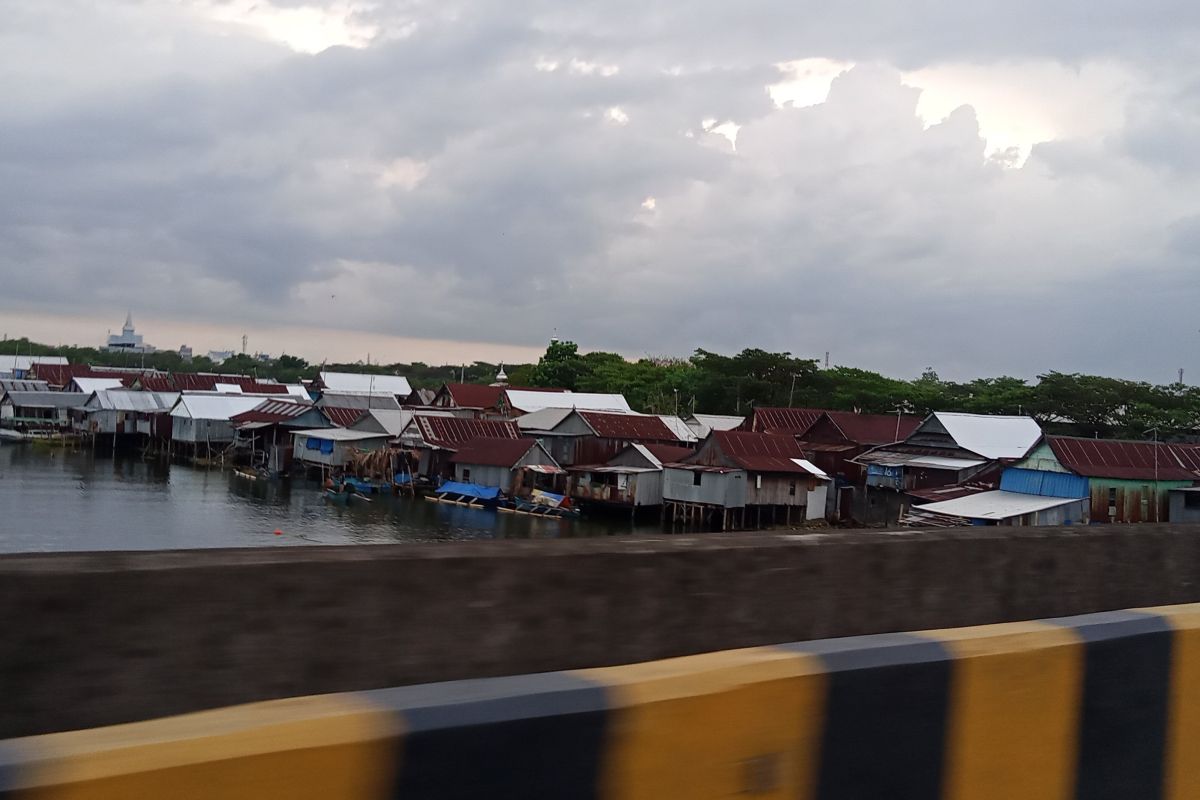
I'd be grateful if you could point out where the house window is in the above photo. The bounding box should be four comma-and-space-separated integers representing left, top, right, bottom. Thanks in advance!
1108, 488, 1117, 503
789, 481, 797, 496
1185, 493, 1200, 510
693, 471, 702, 487
462, 468, 471, 482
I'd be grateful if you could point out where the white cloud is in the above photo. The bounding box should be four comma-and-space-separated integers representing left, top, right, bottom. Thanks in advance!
606, 106, 630, 124
194, 0, 381, 54
641, 196, 657, 210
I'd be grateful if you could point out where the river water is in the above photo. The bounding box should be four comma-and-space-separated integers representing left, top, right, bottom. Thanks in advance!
0, 444, 660, 553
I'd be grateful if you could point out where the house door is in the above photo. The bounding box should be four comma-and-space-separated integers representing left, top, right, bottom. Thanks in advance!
838, 486, 853, 522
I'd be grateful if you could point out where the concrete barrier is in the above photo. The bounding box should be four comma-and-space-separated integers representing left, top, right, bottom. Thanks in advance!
6, 524, 1200, 738
4, 603, 1200, 799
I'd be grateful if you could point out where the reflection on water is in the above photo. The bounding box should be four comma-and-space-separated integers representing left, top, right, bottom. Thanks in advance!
0, 444, 659, 553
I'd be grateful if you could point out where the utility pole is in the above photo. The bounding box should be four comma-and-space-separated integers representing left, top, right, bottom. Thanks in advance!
1146, 426, 1161, 522
789, 373, 799, 407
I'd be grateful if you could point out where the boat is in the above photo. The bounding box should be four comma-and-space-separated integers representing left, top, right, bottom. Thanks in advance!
324, 488, 351, 506
0, 429, 28, 443
425, 480, 501, 508
233, 468, 260, 481
343, 476, 381, 495
499, 489, 582, 519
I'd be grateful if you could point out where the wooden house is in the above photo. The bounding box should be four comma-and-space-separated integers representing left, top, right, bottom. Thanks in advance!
448, 437, 563, 494
1011, 436, 1200, 524
569, 443, 694, 515
662, 431, 831, 530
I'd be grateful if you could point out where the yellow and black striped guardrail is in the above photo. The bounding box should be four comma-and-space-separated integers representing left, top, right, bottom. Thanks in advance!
2, 604, 1199, 798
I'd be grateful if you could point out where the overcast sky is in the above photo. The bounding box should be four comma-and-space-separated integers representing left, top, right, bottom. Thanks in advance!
3, 1, 1200, 380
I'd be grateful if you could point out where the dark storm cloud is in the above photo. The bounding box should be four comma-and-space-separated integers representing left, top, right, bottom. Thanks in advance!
3, 0, 1200, 379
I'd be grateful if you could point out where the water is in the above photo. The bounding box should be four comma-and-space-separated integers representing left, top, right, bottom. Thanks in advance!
0, 444, 660, 552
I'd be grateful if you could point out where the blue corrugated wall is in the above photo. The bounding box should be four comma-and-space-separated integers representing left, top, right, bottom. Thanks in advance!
1001, 468, 1089, 499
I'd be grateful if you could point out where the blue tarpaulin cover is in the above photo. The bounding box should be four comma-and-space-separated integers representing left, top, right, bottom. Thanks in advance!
320, 439, 335, 454
394, 473, 413, 485
436, 480, 501, 500
305, 437, 321, 451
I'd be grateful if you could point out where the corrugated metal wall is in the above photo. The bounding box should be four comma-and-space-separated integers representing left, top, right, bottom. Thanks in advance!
1000, 468, 1089, 499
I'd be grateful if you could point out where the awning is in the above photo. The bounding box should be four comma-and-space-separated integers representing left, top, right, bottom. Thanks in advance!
525, 464, 566, 475
911, 490, 1081, 521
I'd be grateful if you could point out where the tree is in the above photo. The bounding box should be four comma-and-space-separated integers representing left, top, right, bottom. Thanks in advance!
530, 340, 586, 390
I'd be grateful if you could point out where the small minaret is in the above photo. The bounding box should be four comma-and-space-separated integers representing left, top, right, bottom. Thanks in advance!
491, 364, 509, 387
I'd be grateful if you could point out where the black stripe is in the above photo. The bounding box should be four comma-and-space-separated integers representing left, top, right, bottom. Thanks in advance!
784, 633, 952, 800
364, 673, 609, 800
1046, 611, 1172, 800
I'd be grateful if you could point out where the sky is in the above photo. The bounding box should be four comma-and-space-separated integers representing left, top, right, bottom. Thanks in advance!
3, 1, 1200, 381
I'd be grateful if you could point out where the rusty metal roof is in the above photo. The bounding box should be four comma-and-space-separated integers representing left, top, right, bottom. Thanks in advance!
641, 444, 696, 464
416, 416, 520, 450
449, 437, 540, 467
822, 411, 921, 445
691, 431, 818, 473
442, 383, 506, 409
1047, 436, 1200, 480
321, 406, 368, 428
740, 407, 829, 436
578, 411, 679, 441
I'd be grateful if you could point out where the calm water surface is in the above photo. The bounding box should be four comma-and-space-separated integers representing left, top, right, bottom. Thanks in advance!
0, 444, 659, 552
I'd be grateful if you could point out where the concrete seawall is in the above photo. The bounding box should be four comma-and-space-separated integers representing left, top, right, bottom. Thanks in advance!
5, 603, 1200, 798
3, 524, 1200, 737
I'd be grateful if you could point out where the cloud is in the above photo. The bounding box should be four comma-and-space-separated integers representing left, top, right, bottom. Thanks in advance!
3, 0, 1200, 380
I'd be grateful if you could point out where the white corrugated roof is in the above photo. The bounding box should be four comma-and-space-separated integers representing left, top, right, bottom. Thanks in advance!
213, 383, 244, 394
506, 390, 631, 413
656, 415, 699, 443
283, 384, 310, 398
912, 490, 1081, 521
932, 412, 1042, 460
292, 428, 391, 441
790, 458, 831, 480
70, 377, 125, 393
171, 393, 299, 421
0, 355, 68, 371
318, 372, 412, 396
87, 390, 178, 412
351, 409, 412, 437
686, 414, 745, 437
858, 451, 987, 470
515, 407, 575, 431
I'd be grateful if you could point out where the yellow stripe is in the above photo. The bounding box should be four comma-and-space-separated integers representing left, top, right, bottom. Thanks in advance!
575, 646, 826, 800
8, 694, 401, 800
925, 622, 1083, 800
1134, 603, 1200, 800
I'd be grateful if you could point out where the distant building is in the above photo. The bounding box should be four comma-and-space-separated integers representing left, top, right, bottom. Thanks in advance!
207, 350, 235, 365
178, 345, 193, 363
102, 313, 156, 354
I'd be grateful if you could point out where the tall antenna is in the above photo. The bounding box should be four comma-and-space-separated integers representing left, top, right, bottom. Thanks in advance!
241, 334, 248, 354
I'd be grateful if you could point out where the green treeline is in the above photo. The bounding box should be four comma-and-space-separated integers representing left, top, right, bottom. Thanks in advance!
5, 337, 1198, 438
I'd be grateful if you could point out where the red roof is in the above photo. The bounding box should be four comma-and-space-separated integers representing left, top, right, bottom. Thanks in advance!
822, 411, 922, 446
416, 416, 520, 449
449, 437, 539, 467
741, 407, 829, 436
170, 373, 290, 393
230, 400, 315, 426
1047, 436, 1200, 481
687, 430, 816, 473
442, 383, 506, 409
322, 407, 368, 428
641, 443, 696, 464
578, 411, 678, 441
30, 364, 142, 387
138, 376, 176, 392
